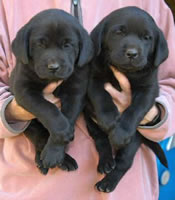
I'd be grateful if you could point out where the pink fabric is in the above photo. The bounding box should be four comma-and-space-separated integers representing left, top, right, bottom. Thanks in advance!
0, 0, 175, 199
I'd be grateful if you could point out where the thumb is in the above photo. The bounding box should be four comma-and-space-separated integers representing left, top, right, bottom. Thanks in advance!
110, 66, 131, 95
43, 80, 63, 94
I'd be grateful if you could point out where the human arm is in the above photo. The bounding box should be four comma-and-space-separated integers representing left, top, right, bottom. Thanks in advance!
105, 64, 174, 143
1, 78, 62, 138
0, 0, 32, 138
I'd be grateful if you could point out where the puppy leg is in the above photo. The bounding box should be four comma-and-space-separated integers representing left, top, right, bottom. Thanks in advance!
96, 133, 141, 193
88, 77, 120, 132
54, 67, 89, 129
24, 119, 49, 175
110, 87, 158, 149
25, 120, 78, 173
84, 111, 116, 174
14, 87, 74, 168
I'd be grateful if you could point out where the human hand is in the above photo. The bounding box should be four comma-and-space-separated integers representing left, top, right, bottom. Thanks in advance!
104, 66, 131, 113
5, 81, 62, 121
104, 66, 158, 125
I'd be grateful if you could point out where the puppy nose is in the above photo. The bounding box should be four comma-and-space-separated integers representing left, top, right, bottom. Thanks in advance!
125, 48, 138, 59
48, 63, 60, 71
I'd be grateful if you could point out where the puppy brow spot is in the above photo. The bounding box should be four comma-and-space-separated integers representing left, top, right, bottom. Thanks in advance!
37, 38, 48, 48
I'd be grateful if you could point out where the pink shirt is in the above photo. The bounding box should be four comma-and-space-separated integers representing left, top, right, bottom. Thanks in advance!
0, 0, 175, 199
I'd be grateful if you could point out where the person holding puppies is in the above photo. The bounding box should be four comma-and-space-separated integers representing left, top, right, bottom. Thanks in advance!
0, 0, 175, 200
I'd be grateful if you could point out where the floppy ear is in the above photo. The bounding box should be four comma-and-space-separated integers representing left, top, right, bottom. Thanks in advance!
12, 24, 31, 64
90, 21, 106, 56
154, 29, 169, 67
77, 29, 94, 67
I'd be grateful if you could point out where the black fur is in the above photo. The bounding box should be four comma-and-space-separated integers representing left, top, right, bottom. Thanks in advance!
10, 9, 94, 174
85, 6, 168, 192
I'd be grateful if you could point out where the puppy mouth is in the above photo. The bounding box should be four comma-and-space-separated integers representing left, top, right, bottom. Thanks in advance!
110, 61, 144, 73
54, 69, 73, 79
109, 53, 146, 73
110, 58, 146, 73
115, 65, 141, 73
35, 66, 73, 80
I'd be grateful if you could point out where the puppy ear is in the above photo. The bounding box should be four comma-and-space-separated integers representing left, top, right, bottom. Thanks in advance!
154, 29, 169, 67
77, 29, 94, 67
90, 21, 105, 56
12, 24, 31, 64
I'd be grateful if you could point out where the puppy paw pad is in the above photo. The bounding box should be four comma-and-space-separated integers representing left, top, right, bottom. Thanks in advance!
98, 158, 116, 174
95, 180, 116, 193
58, 154, 78, 171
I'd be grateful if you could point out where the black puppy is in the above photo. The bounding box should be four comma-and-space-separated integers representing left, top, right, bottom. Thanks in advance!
10, 9, 93, 174
85, 7, 168, 192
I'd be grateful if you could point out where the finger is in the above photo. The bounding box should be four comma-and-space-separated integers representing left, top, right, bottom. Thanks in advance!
43, 93, 61, 105
104, 82, 131, 110
104, 83, 123, 99
140, 104, 159, 125
8, 98, 35, 121
43, 80, 63, 94
110, 66, 131, 95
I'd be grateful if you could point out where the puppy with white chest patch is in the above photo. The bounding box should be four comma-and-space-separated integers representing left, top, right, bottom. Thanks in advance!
85, 6, 168, 192
10, 9, 94, 174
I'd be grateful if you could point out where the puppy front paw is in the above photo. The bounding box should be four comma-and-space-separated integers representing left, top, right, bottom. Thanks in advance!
62, 124, 74, 143
95, 176, 117, 193
35, 151, 49, 175
98, 156, 116, 174
40, 143, 65, 168
51, 123, 74, 144
109, 125, 132, 149
58, 153, 78, 171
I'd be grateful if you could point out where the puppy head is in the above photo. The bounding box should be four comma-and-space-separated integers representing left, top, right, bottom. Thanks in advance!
12, 9, 94, 80
91, 6, 168, 73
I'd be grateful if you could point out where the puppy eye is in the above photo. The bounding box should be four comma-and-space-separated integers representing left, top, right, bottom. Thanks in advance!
62, 42, 72, 48
37, 43, 46, 48
115, 30, 123, 35
144, 35, 152, 40
63, 43, 71, 48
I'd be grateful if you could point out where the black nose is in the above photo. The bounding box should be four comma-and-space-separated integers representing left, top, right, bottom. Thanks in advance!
48, 63, 60, 71
125, 48, 138, 59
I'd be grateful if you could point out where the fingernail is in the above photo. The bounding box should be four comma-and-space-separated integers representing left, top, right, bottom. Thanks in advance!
104, 83, 108, 88
104, 83, 111, 90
